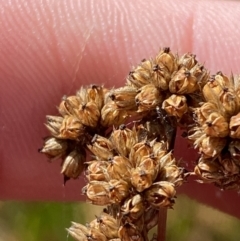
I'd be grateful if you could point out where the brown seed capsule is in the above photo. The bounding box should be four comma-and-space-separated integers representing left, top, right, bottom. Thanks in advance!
74, 102, 100, 128
39, 137, 68, 161
87, 228, 108, 241
109, 179, 130, 204
202, 72, 231, 102
194, 157, 223, 183
45, 115, 63, 137
144, 181, 176, 209
107, 156, 132, 182
59, 115, 85, 139
152, 141, 168, 160
219, 154, 239, 176
158, 164, 184, 187
58, 95, 81, 116
110, 125, 138, 157
118, 223, 144, 241
101, 101, 129, 127
86, 159, 109, 181
96, 213, 119, 239
155, 47, 177, 74
162, 94, 188, 120
107, 86, 137, 111
129, 141, 152, 167
194, 102, 218, 125
131, 157, 157, 192
61, 149, 85, 179
86, 85, 105, 110
229, 113, 240, 138
83, 181, 110, 206
199, 136, 226, 158
126, 59, 153, 88
190, 64, 209, 88
178, 53, 197, 70
135, 84, 162, 112
219, 87, 239, 118
121, 194, 144, 220
157, 152, 176, 171
87, 135, 114, 161
202, 112, 229, 137
169, 67, 199, 94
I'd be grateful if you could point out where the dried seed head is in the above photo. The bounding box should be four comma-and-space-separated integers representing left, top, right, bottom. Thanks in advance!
135, 84, 162, 112
45, 115, 63, 137
110, 125, 138, 157
169, 67, 198, 94
87, 135, 114, 161
162, 94, 188, 120
202, 112, 229, 137
83, 181, 110, 205
39, 137, 68, 161
61, 149, 85, 179
59, 115, 85, 139
144, 181, 176, 209
100, 101, 128, 127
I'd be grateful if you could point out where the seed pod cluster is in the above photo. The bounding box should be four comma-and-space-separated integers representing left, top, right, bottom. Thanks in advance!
189, 72, 240, 190
127, 48, 209, 122
39, 47, 240, 240
75, 124, 187, 240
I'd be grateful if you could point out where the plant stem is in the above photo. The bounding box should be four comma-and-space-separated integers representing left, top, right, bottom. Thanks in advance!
157, 208, 167, 241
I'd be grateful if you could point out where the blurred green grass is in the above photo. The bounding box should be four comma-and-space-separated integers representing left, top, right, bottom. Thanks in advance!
1, 195, 240, 241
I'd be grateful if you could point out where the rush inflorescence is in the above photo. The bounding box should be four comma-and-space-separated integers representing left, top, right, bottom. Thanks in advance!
40, 48, 240, 241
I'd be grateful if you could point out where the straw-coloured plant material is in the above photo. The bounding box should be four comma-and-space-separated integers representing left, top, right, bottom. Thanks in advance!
40, 48, 240, 240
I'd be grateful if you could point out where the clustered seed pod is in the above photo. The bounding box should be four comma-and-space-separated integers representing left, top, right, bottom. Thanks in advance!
189, 71, 240, 190
74, 124, 187, 240
39, 48, 240, 240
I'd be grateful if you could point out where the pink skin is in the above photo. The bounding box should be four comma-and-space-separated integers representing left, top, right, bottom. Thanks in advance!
1, 0, 240, 217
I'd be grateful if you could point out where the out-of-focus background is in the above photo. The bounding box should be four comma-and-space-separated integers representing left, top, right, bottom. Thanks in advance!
1, 194, 240, 241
